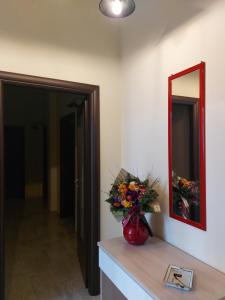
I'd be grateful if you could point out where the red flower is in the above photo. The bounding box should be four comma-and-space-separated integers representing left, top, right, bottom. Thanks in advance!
127, 195, 132, 202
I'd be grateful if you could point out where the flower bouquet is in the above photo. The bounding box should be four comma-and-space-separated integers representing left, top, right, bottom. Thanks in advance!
106, 169, 161, 245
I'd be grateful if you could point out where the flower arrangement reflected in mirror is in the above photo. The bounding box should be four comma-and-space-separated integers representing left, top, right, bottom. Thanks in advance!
172, 172, 200, 222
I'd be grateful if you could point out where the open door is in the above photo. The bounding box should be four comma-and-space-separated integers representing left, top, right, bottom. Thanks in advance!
60, 113, 75, 221
0, 72, 100, 298
0, 81, 4, 300
43, 127, 48, 207
76, 104, 88, 285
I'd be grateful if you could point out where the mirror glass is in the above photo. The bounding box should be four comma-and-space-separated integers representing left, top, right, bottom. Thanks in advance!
169, 63, 206, 230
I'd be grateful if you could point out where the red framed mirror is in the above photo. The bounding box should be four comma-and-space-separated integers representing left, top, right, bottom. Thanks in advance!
168, 62, 206, 230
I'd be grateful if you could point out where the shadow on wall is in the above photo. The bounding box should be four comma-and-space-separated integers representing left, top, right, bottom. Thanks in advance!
0, 0, 120, 58
121, 0, 223, 57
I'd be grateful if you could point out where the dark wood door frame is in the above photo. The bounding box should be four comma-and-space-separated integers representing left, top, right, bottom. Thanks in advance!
0, 71, 100, 298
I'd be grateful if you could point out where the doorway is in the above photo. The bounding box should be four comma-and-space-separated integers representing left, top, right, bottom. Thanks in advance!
0, 72, 100, 299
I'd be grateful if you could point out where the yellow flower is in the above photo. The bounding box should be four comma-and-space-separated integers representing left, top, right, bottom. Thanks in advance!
122, 200, 132, 208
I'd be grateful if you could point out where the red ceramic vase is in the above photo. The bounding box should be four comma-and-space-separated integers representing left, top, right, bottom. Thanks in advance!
123, 215, 149, 245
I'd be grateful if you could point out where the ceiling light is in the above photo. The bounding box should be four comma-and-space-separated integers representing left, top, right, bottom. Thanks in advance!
99, 0, 135, 18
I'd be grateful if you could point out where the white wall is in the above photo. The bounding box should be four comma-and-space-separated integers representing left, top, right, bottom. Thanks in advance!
0, 0, 122, 240
121, 0, 225, 273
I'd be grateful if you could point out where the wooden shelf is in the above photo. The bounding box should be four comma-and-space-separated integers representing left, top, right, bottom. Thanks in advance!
99, 237, 225, 300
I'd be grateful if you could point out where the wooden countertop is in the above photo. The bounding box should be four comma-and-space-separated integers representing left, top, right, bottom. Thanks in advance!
98, 237, 225, 300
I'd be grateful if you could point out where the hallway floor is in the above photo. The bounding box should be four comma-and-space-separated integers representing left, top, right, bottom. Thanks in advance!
5, 198, 100, 300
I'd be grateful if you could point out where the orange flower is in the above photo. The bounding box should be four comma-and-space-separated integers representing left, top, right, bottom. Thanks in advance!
180, 178, 190, 187
119, 183, 128, 194
121, 200, 132, 208
113, 202, 120, 207
129, 181, 138, 191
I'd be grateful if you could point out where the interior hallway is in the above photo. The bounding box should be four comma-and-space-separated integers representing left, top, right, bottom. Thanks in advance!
5, 198, 100, 300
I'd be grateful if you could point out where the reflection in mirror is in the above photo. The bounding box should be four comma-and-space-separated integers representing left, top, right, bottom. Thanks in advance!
169, 63, 206, 230
172, 70, 200, 222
